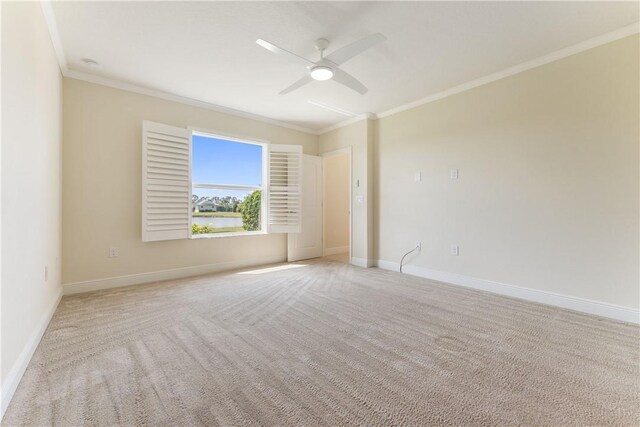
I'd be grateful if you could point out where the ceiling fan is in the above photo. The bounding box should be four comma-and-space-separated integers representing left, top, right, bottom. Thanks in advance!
256, 33, 386, 95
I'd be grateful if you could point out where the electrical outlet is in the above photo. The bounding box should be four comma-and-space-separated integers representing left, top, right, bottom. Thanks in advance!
450, 245, 459, 256
109, 247, 119, 258
416, 241, 422, 250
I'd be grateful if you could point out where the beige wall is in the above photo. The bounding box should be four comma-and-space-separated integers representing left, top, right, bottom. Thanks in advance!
319, 119, 374, 264
1, 0, 63, 394
62, 79, 317, 285
323, 153, 350, 252
375, 35, 639, 308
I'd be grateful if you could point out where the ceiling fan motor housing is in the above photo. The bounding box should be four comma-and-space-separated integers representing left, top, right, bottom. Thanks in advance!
314, 38, 330, 52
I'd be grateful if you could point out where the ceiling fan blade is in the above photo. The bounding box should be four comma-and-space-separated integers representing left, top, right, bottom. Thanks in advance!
325, 33, 387, 65
279, 75, 313, 95
332, 68, 368, 95
256, 39, 313, 66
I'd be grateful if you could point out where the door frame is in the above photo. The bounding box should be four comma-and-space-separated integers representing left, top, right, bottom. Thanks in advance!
320, 147, 352, 264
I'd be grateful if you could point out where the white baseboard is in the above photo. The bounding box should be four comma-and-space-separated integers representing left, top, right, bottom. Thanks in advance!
0, 288, 62, 420
351, 257, 374, 268
63, 255, 287, 295
376, 259, 639, 325
323, 246, 349, 256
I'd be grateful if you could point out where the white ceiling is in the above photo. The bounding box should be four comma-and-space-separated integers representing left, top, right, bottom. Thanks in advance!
50, 1, 639, 132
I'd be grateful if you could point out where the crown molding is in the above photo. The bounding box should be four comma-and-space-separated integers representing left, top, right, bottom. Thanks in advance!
39, 1, 319, 136
39, 0, 639, 137
376, 21, 640, 120
40, 0, 67, 72
63, 69, 318, 135
318, 21, 639, 133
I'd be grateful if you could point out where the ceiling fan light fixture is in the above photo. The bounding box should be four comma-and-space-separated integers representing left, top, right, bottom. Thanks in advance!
310, 66, 333, 81
257, 34, 386, 94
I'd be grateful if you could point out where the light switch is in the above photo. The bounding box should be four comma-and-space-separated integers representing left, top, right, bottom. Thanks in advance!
450, 168, 459, 179
414, 171, 421, 182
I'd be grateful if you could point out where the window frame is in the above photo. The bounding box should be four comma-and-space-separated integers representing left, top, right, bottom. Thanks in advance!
189, 128, 269, 239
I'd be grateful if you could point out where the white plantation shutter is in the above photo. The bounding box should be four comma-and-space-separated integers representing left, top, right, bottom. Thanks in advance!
267, 144, 302, 233
142, 121, 191, 242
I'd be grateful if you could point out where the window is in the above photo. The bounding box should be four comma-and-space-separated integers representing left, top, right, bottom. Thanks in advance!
141, 120, 302, 242
191, 132, 265, 236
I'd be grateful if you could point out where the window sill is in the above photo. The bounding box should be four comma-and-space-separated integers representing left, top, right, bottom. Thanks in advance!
190, 230, 267, 240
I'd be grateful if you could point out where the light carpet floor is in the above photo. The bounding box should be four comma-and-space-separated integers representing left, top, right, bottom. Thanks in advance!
4, 260, 639, 426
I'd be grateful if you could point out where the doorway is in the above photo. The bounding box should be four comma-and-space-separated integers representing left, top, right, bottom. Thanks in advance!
287, 149, 351, 263
321, 148, 351, 264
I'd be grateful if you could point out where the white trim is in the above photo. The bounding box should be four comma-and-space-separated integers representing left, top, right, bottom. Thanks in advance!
40, 1, 67, 72
40, 2, 318, 135
0, 288, 62, 420
191, 128, 270, 146
191, 230, 267, 240
317, 113, 376, 135
63, 255, 286, 295
65, 69, 317, 135
376, 260, 640, 325
376, 22, 640, 120
189, 126, 270, 236
323, 246, 350, 256
192, 183, 261, 191
261, 141, 269, 233
348, 148, 353, 266
351, 257, 374, 268
39, 0, 639, 136
188, 130, 193, 233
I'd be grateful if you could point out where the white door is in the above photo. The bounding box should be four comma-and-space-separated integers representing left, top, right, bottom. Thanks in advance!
288, 155, 322, 262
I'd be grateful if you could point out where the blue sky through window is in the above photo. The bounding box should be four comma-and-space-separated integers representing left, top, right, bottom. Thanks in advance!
192, 134, 263, 198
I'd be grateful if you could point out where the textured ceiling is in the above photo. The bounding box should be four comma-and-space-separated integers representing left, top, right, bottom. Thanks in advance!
51, 1, 639, 131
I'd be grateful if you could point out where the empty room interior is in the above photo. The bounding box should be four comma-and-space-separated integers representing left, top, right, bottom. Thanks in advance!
1, 1, 639, 425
